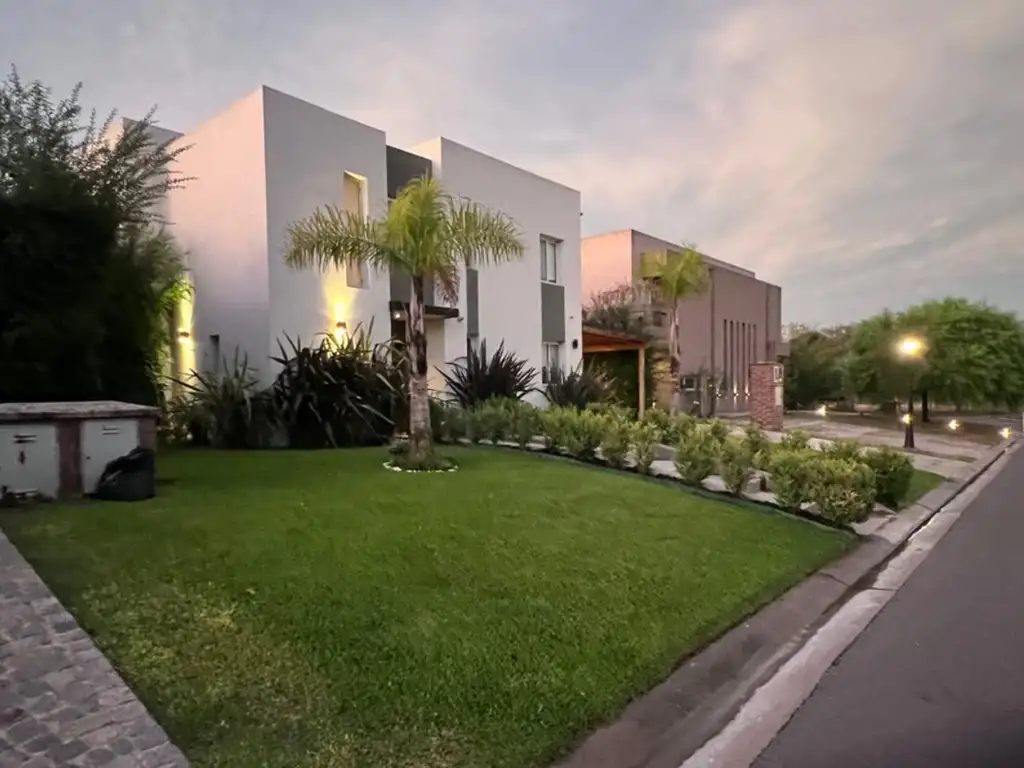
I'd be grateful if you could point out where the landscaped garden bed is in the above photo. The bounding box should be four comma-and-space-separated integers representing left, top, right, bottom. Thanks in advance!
438, 399, 939, 531
0, 447, 852, 768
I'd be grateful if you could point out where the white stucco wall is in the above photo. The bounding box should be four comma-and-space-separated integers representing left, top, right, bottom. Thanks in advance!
411, 138, 582, 404
164, 91, 271, 382
262, 88, 392, 376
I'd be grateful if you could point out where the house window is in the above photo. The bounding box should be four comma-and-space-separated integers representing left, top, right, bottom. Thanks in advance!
542, 342, 562, 383
344, 172, 367, 289
540, 237, 559, 283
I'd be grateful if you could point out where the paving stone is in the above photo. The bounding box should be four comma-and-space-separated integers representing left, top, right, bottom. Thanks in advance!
0, 531, 190, 767
84, 747, 115, 766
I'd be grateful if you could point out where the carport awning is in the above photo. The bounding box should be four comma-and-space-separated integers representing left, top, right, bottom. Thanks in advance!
581, 326, 648, 416
582, 327, 646, 353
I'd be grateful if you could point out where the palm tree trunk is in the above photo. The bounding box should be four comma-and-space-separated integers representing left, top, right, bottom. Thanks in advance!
669, 302, 681, 413
408, 276, 433, 460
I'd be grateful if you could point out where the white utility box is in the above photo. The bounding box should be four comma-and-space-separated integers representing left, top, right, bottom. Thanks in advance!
0, 401, 158, 501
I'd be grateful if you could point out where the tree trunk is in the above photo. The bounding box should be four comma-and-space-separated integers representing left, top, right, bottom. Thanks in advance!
920, 390, 930, 422
408, 277, 433, 461
669, 302, 681, 413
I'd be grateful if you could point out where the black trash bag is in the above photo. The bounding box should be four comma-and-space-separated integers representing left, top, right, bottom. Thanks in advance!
92, 447, 156, 502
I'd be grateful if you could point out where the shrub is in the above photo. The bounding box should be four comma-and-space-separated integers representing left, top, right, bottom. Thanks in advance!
441, 340, 537, 408
630, 422, 659, 474
600, 417, 632, 469
744, 423, 772, 456
862, 447, 915, 509
779, 429, 812, 451
674, 427, 721, 486
270, 328, 405, 449
438, 406, 468, 443
512, 403, 541, 449
744, 423, 774, 471
718, 435, 755, 496
642, 408, 672, 439
586, 402, 632, 423
158, 393, 207, 446
429, 399, 447, 443
768, 448, 820, 512
544, 363, 616, 409
707, 418, 730, 446
465, 407, 484, 444
539, 406, 574, 452
809, 458, 877, 524
822, 438, 863, 462
563, 408, 606, 461
475, 399, 516, 444
176, 349, 262, 449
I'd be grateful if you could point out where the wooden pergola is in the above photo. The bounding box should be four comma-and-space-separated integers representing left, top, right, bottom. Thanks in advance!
581, 325, 648, 417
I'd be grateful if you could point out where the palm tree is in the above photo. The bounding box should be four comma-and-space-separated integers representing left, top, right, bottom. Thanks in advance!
638, 243, 709, 413
284, 176, 525, 463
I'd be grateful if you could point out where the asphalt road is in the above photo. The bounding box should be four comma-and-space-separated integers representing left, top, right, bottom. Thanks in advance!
754, 444, 1024, 768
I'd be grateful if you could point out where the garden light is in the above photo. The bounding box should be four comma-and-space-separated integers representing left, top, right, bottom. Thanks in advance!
815, 405, 828, 417
895, 335, 925, 449
896, 336, 925, 358
947, 419, 960, 431
1000, 427, 1012, 440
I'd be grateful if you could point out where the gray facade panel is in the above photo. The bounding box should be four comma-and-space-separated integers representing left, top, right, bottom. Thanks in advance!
386, 146, 432, 199
541, 282, 566, 343
466, 268, 479, 337
389, 270, 435, 306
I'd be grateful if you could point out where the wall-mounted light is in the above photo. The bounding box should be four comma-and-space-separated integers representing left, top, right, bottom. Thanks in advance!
177, 329, 191, 341
333, 320, 347, 340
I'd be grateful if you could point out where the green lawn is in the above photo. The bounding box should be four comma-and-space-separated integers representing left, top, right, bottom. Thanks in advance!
903, 469, 946, 508
1, 448, 852, 768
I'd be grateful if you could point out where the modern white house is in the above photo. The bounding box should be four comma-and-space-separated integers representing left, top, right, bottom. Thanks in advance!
137, 86, 581, 402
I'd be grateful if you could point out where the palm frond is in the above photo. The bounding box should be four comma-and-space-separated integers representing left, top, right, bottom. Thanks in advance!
285, 206, 395, 273
638, 244, 708, 303
446, 196, 524, 268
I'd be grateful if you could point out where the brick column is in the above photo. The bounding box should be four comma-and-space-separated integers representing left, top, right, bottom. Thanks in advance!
749, 362, 784, 430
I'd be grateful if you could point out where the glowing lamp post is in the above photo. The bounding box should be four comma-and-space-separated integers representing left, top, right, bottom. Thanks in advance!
896, 335, 925, 449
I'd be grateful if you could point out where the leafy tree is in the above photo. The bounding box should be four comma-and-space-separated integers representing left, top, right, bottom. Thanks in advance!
637, 243, 709, 412
903, 298, 1024, 416
783, 324, 853, 408
284, 175, 524, 465
582, 283, 646, 335
845, 310, 921, 409
0, 68, 189, 404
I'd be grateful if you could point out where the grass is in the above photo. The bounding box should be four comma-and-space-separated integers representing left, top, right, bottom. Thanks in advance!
0, 447, 852, 768
903, 469, 945, 507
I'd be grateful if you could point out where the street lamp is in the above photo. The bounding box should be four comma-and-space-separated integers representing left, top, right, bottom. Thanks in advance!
896, 335, 926, 449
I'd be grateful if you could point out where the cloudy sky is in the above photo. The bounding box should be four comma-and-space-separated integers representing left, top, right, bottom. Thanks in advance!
3, 0, 1022, 325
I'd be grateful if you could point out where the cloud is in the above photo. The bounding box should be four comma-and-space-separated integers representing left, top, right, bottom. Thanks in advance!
3, 0, 1023, 324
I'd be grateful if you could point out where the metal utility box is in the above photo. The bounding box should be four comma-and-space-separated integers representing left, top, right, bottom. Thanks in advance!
0, 401, 158, 501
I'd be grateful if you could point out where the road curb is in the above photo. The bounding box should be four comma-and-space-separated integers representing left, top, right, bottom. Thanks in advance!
554, 438, 1018, 768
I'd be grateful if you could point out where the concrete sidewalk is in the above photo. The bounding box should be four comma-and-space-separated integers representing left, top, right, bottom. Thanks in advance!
778, 417, 985, 480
